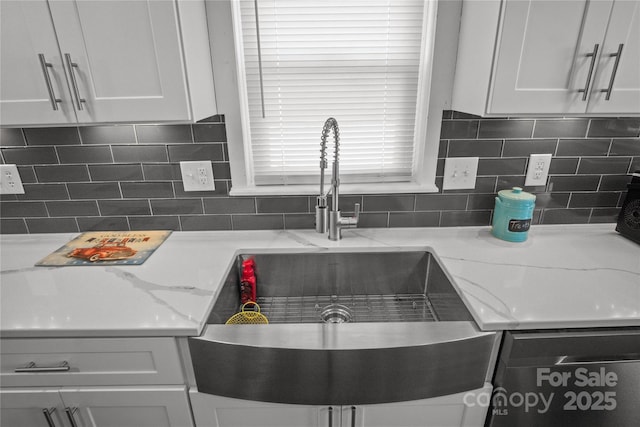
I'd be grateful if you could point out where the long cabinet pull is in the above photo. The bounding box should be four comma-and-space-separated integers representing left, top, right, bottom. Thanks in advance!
38, 54, 62, 111
42, 407, 57, 427
578, 44, 599, 101
65, 407, 79, 427
600, 43, 624, 101
14, 361, 70, 373
328, 406, 333, 427
351, 406, 357, 427
64, 53, 86, 110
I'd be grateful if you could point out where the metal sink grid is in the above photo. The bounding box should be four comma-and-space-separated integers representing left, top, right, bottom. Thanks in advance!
254, 292, 463, 324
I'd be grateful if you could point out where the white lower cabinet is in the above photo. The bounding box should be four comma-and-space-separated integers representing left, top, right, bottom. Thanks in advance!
0, 337, 194, 427
1, 387, 193, 427
190, 384, 493, 427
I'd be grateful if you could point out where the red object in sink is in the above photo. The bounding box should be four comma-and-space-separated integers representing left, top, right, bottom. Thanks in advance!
240, 257, 257, 303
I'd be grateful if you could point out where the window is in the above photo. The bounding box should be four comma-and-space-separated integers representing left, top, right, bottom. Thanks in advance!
207, 0, 458, 195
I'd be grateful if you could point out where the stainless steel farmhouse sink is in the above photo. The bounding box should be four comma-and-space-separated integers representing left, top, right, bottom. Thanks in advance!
188, 248, 500, 405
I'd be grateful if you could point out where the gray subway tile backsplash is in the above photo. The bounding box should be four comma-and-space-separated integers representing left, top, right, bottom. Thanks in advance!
556, 139, 611, 157
447, 139, 502, 157
89, 164, 144, 182
193, 123, 227, 142
35, 165, 90, 182
0, 128, 25, 146
180, 214, 232, 231
167, 143, 224, 162
136, 124, 193, 144
23, 127, 80, 146
502, 139, 557, 157
98, 199, 151, 216
2, 146, 59, 165
568, 192, 621, 208
120, 182, 174, 199
587, 118, 640, 138
532, 119, 589, 138
1, 112, 637, 233
128, 215, 180, 231
26, 217, 79, 233
478, 119, 534, 139
79, 125, 136, 145
67, 182, 121, 199
56, 145, 113, 164
363, 195, 415, 212
1, 218, 28, 234
150, 199, 203, 215
610, 139, 640, 156
77, 216, 129, 231
232, 214, 284, 230
112, 145, 168, 163
439, 120, 479, 139
46, 200, 100, 217
577, 157, 631, 175
256, 197, 308, 214
18, 183, 69, 200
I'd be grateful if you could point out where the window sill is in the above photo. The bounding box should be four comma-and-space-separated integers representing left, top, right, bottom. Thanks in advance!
229, 182, 440, 196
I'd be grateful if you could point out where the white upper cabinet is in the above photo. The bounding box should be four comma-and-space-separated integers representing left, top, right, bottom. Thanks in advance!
0, 0, 216, 126
453, 0, 640, 116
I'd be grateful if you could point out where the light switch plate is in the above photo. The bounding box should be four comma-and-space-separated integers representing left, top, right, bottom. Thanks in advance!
180, 161, 215, 192
442, 157, 479, 190
525, 153, 552, 186
0, 164, 25, 194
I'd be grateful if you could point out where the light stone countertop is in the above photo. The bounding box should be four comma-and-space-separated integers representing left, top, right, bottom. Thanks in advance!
1, 224, 638, 338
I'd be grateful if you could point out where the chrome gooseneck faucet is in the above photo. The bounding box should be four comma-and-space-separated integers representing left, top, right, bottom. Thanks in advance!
315, 118, 360, 240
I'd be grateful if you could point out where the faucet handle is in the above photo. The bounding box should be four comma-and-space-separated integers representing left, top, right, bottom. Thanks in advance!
353, 203, 360, 222
341, 203, 360, 229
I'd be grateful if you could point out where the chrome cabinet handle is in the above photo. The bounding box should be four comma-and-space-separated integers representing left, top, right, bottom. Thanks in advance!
38, 54, 62, 111
328, 406, 333, 427
64, 53, 86, 110
351, 406, 357, 427
65, 407, 79, 427
578, 44, 599, 101
15, 361, 70, 373
42, 407, 57, 427
600, 43, 624, 100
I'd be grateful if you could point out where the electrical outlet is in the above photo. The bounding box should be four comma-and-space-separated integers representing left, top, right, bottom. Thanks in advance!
0, 164, 25, 194
525, 153, 552, 186
442, 157, 479, 190
180, 161, 215, 192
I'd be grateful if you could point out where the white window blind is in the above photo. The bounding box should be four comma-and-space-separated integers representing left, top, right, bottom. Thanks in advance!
237, 0, 427, 186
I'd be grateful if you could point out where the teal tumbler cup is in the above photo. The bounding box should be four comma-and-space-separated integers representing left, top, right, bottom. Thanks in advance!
492, 187, 536, 242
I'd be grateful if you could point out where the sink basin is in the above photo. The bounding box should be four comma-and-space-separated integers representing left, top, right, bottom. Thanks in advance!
206, 249, 474, 324
188, 248, 500, 405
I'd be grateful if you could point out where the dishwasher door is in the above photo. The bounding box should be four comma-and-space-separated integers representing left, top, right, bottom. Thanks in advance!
486, 329, 640, 427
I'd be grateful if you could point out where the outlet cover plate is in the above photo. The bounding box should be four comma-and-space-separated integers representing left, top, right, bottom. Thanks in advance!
525, 153, 552, 186
0, 164, 25, 194
180, 161, 215, 192
442, 157, 479, 190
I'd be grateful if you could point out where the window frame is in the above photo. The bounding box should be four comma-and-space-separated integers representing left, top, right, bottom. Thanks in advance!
205, 0, 462, 196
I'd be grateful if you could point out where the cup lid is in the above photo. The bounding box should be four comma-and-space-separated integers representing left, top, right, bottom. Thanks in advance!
497, 187, 536, 202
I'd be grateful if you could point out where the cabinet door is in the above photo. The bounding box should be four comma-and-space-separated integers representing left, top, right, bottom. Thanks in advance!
489, 0, 613, 115
588, 0, 640, 113
346, 384, 493, 427
0, 1, 77, 125
59, 387, 194, 427
48, 0, 191, 124
190, 392, 332, 427
0, 389, 66, 427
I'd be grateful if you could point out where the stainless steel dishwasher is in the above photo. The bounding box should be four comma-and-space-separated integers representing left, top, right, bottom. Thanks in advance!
485, 328, 640, 427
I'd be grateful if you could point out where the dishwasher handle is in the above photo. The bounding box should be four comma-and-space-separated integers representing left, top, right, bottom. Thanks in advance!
556, 354, 640, 366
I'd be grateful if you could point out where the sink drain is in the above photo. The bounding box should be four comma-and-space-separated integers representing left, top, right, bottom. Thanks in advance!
320, 304, 352, 323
